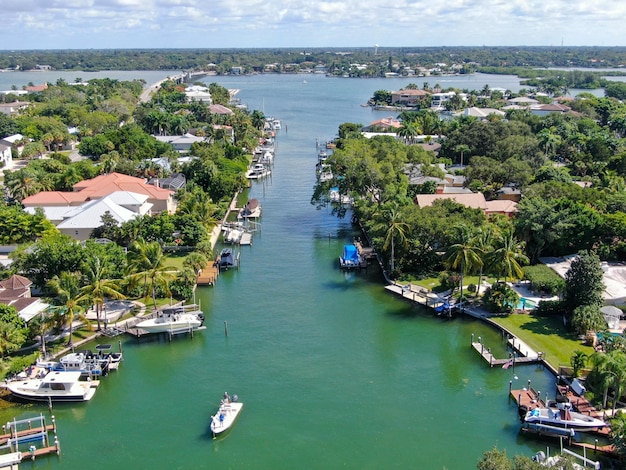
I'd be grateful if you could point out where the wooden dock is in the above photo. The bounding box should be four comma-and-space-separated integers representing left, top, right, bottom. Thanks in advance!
0, 414, 61, 462
197, 260, 219, 286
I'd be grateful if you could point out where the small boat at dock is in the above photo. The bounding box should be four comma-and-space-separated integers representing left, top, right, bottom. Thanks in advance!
520, 402, 608, 432
239, 198, 262, 218
217, 248, 239, 270
210, 393, 243, 438
135, 306, 203, 335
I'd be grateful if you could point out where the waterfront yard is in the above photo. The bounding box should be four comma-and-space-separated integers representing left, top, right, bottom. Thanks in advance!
491, 313, 595, 370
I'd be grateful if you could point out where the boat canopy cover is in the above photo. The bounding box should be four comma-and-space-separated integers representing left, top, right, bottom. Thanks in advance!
342, 245, 359, 262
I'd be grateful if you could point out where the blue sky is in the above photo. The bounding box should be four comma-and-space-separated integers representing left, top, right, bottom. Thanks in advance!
2, 0, 626, 49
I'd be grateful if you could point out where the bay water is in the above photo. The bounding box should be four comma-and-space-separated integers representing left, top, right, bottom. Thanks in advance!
1, 72, 559, 469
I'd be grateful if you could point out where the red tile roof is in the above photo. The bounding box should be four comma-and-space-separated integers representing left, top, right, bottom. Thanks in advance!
22, 191, 87, 206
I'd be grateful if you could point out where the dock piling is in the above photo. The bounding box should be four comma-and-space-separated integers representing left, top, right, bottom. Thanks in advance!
224, 321, 228, 337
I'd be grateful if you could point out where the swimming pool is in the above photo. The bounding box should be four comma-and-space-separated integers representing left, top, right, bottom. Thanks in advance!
517, 297, 537, 310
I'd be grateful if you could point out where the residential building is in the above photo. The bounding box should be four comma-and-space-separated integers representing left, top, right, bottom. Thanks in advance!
364, 116, 402, 132
184, 85, 212, 103
391, 89, 430, 107
0, 142, 12, 168
153, 133, 206, 152
23, 172, 177, 215
0, 101, 30, 116
0, 134, 25, 157
415, 193, 517, 217
0, 274, 48, 323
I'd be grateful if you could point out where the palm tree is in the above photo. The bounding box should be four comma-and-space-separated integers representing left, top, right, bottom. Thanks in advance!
81, 255, 126, 331
570, 350, 588, 378
471, 226, 494, 297
444, 226, 483, 300
183, 252, 209, 274
378, 204, 409, 275
127, 239, 176, 309
47, 271, 90, 346
487, 230, 529, 283
455, 144, 470, 167
537, 127, 562, 157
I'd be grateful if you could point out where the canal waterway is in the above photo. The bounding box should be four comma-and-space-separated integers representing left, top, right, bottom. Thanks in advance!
2, 72, 560, 469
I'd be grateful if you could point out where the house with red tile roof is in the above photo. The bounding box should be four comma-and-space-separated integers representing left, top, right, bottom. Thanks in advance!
364, 116, 402, 131
69, 172, 175, 213
415, 193, 517, 217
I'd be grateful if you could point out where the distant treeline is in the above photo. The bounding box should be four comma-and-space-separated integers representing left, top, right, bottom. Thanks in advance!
1, 47, 626, 75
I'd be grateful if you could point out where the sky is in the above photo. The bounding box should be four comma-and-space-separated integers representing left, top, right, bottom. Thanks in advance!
2, 0, 626, 50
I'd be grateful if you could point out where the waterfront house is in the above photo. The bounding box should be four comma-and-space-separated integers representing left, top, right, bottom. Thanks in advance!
430, 92, 466, 109
184, 85, 212, 103
391, 89, 430, 107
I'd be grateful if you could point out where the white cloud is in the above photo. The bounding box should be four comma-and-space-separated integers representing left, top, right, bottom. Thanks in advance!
1, 0, 625, 48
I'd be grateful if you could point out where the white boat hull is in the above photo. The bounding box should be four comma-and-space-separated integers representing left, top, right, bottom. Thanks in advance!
210, 402, 243, 436
136, 314, 202, 334
524, 406, 607, 431
6, 371, 98, 402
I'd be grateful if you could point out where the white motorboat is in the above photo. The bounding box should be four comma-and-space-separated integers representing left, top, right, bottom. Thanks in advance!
210, 393, 243, 437
6, 371, 98, 402
246, 163, 271, 179
522, 402, 608, 432
52, 352, 107, 377
135, 311, 203, 334
224, 227, 243, 244
239, 198, 262, 218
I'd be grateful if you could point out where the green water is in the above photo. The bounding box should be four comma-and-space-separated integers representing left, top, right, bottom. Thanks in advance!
4, 74, 557, 469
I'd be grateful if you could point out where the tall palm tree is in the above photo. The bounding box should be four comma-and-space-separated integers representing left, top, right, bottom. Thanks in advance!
47, 271, 90, 346
127, 239, 176, 309
455, 144, 470, 167
378, 204, 409, 275
471, 226, 495, 297
488, 231, 529, 283
444, 226, 483, 300
81, 255, 126, 331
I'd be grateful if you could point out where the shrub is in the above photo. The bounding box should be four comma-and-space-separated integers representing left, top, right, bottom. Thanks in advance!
483, 282, 518, 314
523, 265, 565, 295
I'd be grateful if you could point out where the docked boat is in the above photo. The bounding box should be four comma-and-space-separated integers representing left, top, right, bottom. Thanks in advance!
224, 226, 243, 244
135, 312, 203, 335
239, 198, 262, 218
520, 402, 608, 432
52, 352, 107, 377
217, 248, 239, 270
6, 371, 98, 402
210, 393, 243, 438
339, 244, 365, 269
246, 163, 271, 179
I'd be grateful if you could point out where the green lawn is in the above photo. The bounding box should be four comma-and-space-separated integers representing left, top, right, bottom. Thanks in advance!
491, 313, 595, 369
165, 253, 187, 270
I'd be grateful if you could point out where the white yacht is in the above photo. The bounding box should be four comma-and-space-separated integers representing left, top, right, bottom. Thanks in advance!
6, 371, 98, 402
